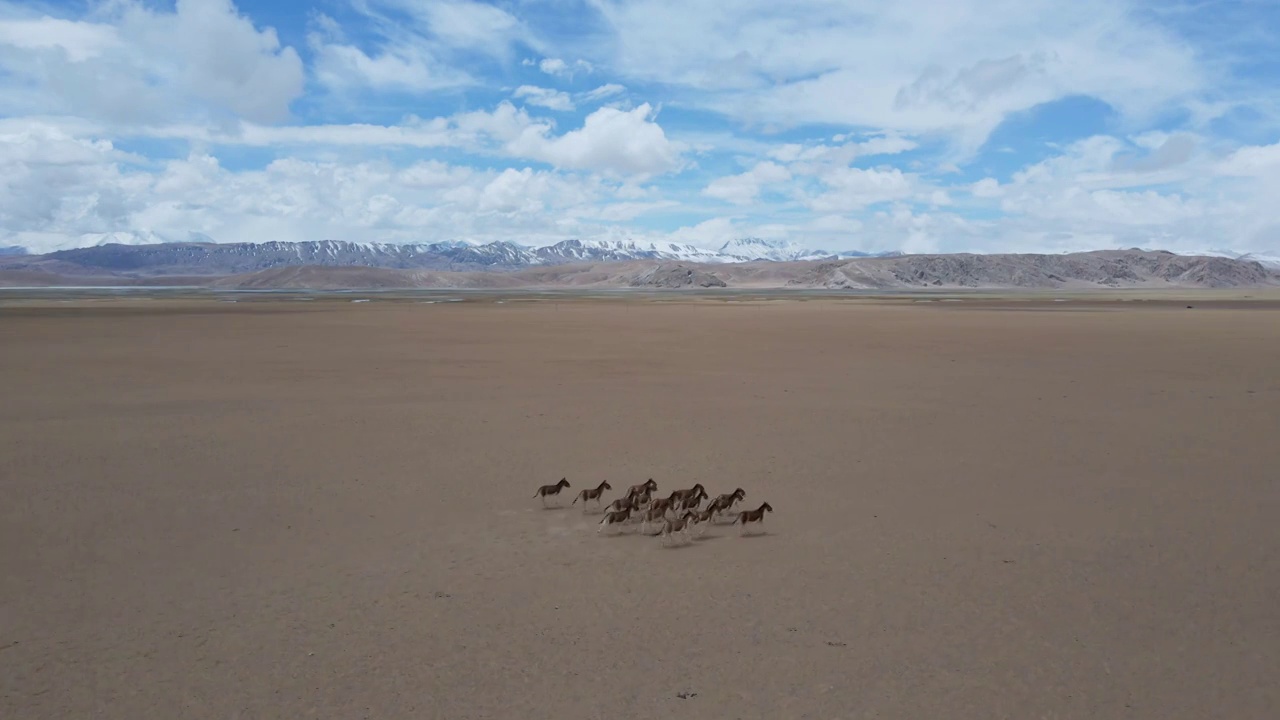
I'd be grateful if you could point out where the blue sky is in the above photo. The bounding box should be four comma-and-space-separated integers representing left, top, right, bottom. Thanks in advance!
1, 0, 1278, 255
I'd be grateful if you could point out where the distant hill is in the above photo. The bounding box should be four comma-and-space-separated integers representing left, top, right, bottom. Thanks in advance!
0, 237, 905, 278
2, 240, 1275, 290
191, 250, 1277, 291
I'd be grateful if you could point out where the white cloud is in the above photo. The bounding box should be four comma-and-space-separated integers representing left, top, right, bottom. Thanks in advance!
805, 167, 916, 212
0, 0, 304, 124
307, 13, 469, 93
702, 161, 791, 204
538, 57, 567, 75
578, 199, 680, 222
512, 85, 575, 111
7, 116, 1280, 257
764, 135, 917, 178
937, 133, 1280, 253
474, 168, 554, 213
0, 16, 119, 61
535, 57, 592, 77
415, 0, 524, 52
310, 40, 468, 93
39, 100, 678, 181
664, 217, 744, 248
0, 125, 649, 253
971, 178, 1002, 197
582, 0, 1206, 154
729, 136, 929, 213
579, 84, 627, 104
0, 0, 1275, 259
508, 103, 684, 176
769, 142, 859, 173
856, 134, 919, 157
309, 0, 532, 95
1217, 142, 1280, 178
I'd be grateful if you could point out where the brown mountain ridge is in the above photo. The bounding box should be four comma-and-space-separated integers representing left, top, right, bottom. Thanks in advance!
2, 249, 1276, 290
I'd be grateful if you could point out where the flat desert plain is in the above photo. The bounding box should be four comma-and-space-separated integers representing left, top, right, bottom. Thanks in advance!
2, 295, 1279, 720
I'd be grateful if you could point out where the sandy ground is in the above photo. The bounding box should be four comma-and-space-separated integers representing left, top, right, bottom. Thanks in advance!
2, 296, 1278, 719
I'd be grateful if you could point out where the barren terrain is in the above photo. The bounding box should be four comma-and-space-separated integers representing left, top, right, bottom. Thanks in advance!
3, 247, 1277, 290
2, 295, 1278, 719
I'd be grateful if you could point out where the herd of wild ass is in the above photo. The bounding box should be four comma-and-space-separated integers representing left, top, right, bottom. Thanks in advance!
532, 477, 772, 546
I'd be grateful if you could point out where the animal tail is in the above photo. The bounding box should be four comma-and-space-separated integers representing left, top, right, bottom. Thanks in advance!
572, 492, 579, 505
731, 512, 741, 525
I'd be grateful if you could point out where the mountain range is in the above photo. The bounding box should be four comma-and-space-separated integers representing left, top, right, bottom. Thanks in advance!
1, 238, 1277, 290
195, 250, 1277, 291
0, 237, 899, 277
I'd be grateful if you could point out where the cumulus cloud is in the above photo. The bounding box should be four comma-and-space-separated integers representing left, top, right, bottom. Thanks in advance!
310, 42, 467, 93
702, 162, 791, 204
415, 0, 525, 52
0, 16, 120, 61
7, 115, 1280, 256
308, 0, 532, 95
39, 99, 682, 183
805, 167, 916, 212
532, 57, 592, 77
1217, 142, 1280, 177
971, 178, 1003, 198
508, 103, 684, 176
512, 85, 575, 111
537, 57, 567, 74
307, 14, 469, 93
0, 127, 642, 253
0, 0, 304, 124
583, 0, 1207, 154
0, 0, 1275, 258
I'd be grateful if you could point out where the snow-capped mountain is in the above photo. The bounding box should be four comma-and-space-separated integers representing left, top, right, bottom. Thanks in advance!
9, 237, 1274, 280
1239, 253, 1280, 270
24, 239, 539, 275
537, 238, 727, 264
16, 230, 216, 254
3, 236, 820, 276
718, 237, 834, 262
833, 249, 904, 259
1134, 246, 1280, 270
1, 237, 779, 277
1204, 249, 1280, 270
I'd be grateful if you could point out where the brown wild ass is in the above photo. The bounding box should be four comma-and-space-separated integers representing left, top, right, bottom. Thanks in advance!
598, 507, 632, 533
573, 480, 612, 510
708, 488, 745, 516
731, 502, 773, 534
659, 510, 699, 546
532, 478, 571, 506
